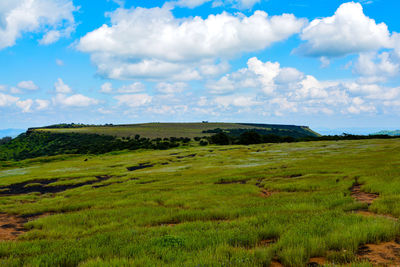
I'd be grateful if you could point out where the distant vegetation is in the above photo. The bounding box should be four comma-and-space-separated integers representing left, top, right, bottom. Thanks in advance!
372, 130, 400, 136
31, 122, 319, 139
1, 126, 400, 161
0, 132, 190, 161
209, 131, 400, 145
0, 136, 12, 145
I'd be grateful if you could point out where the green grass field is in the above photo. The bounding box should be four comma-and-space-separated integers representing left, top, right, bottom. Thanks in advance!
33, 122, 319, 139
0, 139, 399, 266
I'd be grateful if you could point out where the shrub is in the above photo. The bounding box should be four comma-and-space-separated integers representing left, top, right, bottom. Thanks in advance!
210, 132, 230, 145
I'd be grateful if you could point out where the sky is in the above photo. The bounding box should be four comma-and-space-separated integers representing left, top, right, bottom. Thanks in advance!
1, 0, 400, 134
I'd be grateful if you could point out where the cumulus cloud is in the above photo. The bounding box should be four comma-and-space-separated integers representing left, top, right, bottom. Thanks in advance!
0, 0, 78, 49
53, 94, 99, 107
17, 80, 38, 90
77, 6, 306, 80
35, 99, 50, 110
54, 78, 72, 93
173, 0, 212, 8
205, 56, 400, 115
172, 0, 260, 9
114, 94, 152, 107
156, 82, 188, 94
214, 95, 260, 108
346, 97, 376, 114
354, 52, 399, 83
297, 2, 392, 58
16, 99, 33, 112
100, 82, 145, 93
0, 93, 19, 106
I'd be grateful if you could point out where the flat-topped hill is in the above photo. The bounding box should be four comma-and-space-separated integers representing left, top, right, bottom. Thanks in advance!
31, 122, 320, 139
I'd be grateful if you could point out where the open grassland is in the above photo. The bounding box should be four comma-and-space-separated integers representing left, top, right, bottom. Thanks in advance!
0, 139, 399, 266
34, 122, 318, 139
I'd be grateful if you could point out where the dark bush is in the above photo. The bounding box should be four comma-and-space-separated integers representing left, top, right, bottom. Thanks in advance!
239, 131, 262, 145
199, 140, 208, 146
210, 132, 230, 145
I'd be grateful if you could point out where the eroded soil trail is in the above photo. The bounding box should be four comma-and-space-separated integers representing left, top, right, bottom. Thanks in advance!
0, 213, 47, 241
350, 183, 400, 266
0, 214, 27, 240
350, 183, 379, 205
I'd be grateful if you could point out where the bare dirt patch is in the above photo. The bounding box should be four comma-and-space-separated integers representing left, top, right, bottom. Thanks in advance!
270, 261, 284, 267
255, 181, 276, 198
350, 183, 379, 205
259, 238, 276, 246
260, 189, 272, 198
354, 210, 397, 221
358, 241, 400, 266
0, 213, 49, 241
350, 182, 400, 266
307, 257, 326, 267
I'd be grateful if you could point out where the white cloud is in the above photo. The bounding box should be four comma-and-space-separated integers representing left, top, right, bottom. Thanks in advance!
270, 97, 298, 113
100, 82, 145, 93
297, 2, 392, 57
35, 99, 50, 110
54, 78, 72, 93
156, 82, 188, 94
10, 87, 22, 94
233, 0, 260, 9
114, 94, 152, 107
0, 93, 18, 106
247, 57, 281, 94
205, 55, 399, 116
354, 52, 399, 82
117, 82, 145, 93
77, 7, 306, 80
100, 82, 113, 93
346, 97, 376, 114
16, 99, 33, 112
173, 0, 212, 8
17, 80, 38, 90
53, 94, 99, 107
171, 0, 261, 9
207, 76, 236, 94
0, 0, 77, 49
214, 95, 260, 108
97, 107, 113, 114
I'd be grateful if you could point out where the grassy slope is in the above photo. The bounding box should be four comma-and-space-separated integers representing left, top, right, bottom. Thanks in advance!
34, 122, 319, 138
0, 139, 399, 266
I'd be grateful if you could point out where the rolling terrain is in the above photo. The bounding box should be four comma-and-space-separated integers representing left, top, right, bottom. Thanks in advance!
31, 122, 320, 139
0, 138, 399, 266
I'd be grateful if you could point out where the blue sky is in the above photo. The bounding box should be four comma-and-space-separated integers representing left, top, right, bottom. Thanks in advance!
1, 0, 400, 134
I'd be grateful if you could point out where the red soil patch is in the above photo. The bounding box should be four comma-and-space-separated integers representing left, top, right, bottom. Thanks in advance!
350, 184, 379, 205
0, 213, 50, 241
0, 214, 28, 241
269, 260, 283, 267
308, 257, 326, 266
260, 189, 272, 198
354, 210, 397, 221
259, 239, 276, 246
358, 241, 400, 266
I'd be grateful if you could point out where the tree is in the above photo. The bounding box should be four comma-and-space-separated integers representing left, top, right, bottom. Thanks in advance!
210, 132, 230, 145
239, 131, 261, 145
